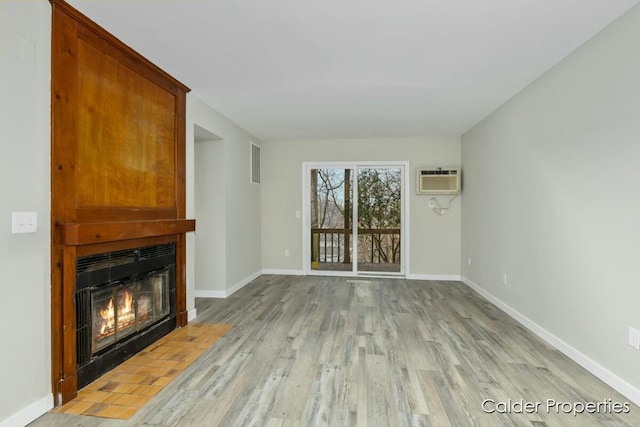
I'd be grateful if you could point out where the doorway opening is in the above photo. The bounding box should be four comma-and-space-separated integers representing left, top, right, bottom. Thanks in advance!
194, 125, 225, 293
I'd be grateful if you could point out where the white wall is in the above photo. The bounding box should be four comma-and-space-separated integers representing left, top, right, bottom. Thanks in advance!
187, 95, 262, 301
462, 3, 640, 402
0, 1, 53, 425
261, 137, 461, 277
194, 128, 226, 296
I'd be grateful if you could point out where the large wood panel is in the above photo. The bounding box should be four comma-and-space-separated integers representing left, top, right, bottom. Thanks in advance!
50, 0, 192, 406
76, 38, 176, 209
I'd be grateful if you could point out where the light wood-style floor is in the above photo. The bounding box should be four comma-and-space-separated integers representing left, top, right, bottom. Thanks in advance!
30, 275, 639, 426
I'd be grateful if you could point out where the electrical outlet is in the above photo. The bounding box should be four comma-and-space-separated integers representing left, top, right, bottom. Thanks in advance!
467, 257, 472, 267
502, 273, 507, 286
284, 249, 290, 257
629, 327, 640, 350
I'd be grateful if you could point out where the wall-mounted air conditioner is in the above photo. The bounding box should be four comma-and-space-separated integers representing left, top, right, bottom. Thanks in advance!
416, 168, 460, 195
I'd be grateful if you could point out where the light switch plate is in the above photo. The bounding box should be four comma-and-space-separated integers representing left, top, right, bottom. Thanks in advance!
11, 212, 37, 234
629, 327, 640, 350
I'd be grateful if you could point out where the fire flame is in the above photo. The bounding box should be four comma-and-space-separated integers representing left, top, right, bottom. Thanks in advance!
99, 298, 115, 335
119, 289, 134, 319
98, 289, 135, 339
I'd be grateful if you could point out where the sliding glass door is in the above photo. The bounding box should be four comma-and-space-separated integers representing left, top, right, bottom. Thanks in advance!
306, 163, 405, 275
356, 167, 402, 273
309, 168, 353, 272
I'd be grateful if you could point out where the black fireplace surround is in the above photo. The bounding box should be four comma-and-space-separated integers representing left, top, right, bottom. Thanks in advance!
75, 243, 177, 389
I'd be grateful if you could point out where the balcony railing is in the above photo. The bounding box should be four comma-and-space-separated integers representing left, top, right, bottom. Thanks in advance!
311, 228, 401, 268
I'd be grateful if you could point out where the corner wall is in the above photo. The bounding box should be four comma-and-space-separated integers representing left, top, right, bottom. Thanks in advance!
461, 3, 640, 402
186, 95, 262, 302
261, 137, 461, 277
0, 1, 53, 425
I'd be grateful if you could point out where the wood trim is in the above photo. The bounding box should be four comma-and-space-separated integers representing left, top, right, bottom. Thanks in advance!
59, 220, 195, 246
51, 3, 78, 406
51, 4, 78, 223
59, 246, 78, 404
176, 234, 188, 327
50, 245, 64, 405
49, 0, 189, 94
175, 90, 187, 219
174, 77, 188, 328
75, 207, 178, 222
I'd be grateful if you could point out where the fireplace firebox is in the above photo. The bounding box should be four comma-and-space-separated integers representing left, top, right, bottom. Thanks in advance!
90, 269, 170, 354
75, 243, 176, 388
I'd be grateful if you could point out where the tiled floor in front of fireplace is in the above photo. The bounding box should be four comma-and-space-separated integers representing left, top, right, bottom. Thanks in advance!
52, 323, 232, 420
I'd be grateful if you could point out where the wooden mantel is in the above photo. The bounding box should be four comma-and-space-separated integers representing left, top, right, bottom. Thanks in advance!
59, 219, 196, 246
50, 0, 193, 405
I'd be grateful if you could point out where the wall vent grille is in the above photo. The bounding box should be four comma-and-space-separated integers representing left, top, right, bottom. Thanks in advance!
251, 142, 261, 184
76, 243, 176, 275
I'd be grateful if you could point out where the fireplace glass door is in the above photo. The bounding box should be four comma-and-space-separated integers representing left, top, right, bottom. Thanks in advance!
91, 268, 170, 355
137, 270, 170, 330
92, 286, 119, 352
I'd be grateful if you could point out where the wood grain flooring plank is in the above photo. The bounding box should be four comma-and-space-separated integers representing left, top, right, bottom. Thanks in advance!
414, 370, 454, 427
29, 275, 640, 427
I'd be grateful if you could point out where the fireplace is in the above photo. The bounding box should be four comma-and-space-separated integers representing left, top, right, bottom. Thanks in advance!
75, 243, 176, 388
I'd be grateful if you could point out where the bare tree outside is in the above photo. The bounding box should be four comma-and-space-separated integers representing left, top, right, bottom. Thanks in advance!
310, 169, 350, 267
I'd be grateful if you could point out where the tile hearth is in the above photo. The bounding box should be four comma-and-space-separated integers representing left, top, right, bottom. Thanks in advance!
53, 323, 231, 420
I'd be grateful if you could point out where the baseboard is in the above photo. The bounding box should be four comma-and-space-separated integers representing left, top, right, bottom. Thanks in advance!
194, 290, 227, 298
0, 394, 53, 427
406, 274, 461, 281
461, 276, 640, 407
226, 270, 262, 296
261, 269, 304, 276
194, 270, 262, 299
188, 308, 197, 322
259, 271, 460, 281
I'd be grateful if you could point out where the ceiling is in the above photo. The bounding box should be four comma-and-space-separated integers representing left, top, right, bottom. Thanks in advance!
67, 0, 639, 141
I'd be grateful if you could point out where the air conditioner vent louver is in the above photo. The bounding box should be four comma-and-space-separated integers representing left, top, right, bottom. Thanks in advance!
421, 169, 457, 176
417, 168, 460, 194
